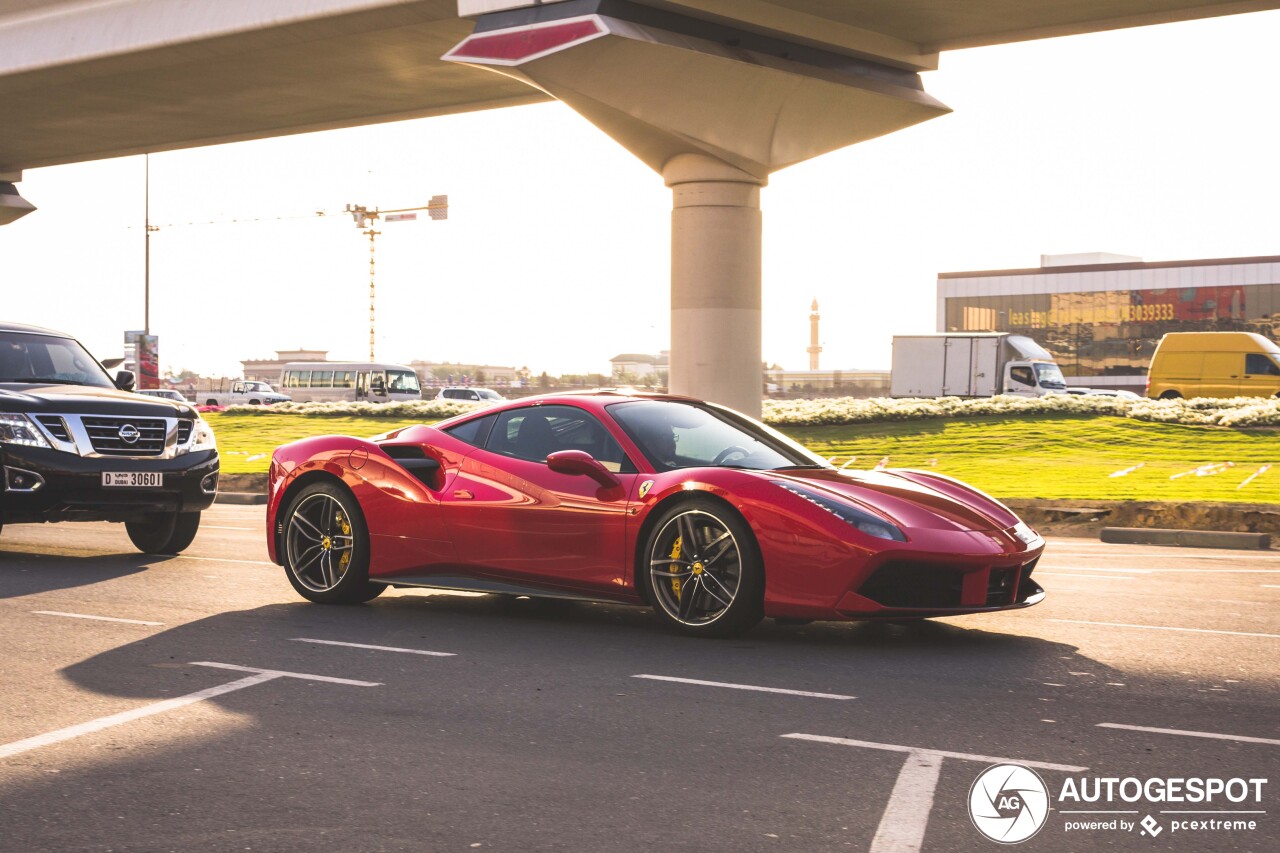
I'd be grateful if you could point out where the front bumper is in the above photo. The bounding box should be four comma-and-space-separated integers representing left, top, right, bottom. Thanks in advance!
1, 445, 218, 524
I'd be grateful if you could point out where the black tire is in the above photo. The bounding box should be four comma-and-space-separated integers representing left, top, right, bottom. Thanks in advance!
249, 399, 261, 405
641, 498, 764, 638
280, 480, 384, 604
205, 398, 218, 406
1159, 390, 1182, 400
126, 511, 201, 555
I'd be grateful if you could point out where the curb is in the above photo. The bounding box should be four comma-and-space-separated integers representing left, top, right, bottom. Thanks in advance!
215, 492, 268, 506
1100, 527, 1272, 550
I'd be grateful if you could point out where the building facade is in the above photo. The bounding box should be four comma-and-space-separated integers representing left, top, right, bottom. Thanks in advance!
938, 254, 1280, 389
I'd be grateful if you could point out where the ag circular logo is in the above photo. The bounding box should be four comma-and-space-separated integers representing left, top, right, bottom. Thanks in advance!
969, 763, 1050, 844
117, 423, 141, 445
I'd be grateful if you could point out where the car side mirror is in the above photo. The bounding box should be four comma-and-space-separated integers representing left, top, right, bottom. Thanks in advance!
114, 370, 136, 391
547, 449, 619, 488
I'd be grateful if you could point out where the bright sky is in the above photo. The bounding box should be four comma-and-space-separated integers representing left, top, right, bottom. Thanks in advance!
2, 10, 1278, 380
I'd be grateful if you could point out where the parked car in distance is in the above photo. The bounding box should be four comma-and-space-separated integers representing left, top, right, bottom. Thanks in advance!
137, 388, 190, 403
1064, 387, 1141, 399
436, 386, 506, 405
0, 322, 218, 554
201, 380, 291, 407
266, 391, 1044, 638
1147, 332, 1280, 399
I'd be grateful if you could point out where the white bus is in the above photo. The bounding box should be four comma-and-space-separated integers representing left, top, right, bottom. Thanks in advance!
280, 362, 422, 403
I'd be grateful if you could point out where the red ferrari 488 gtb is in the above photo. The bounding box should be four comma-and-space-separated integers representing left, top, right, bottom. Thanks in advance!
266, 392, 1044, 637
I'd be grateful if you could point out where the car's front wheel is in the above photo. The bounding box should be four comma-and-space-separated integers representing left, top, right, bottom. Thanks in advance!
281, 481, 385, 604
126, 511, 201, 554
643, 499, 763, 638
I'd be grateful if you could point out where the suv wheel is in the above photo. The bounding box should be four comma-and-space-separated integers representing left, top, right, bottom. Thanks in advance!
126, 511, 201, 555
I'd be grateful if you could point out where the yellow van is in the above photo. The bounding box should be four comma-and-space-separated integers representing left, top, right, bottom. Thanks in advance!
1147, 332, 1280, 399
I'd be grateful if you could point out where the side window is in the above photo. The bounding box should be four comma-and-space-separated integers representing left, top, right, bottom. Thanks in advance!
1009, 366, 1035, 386
485, 405, 634, 472
1245, 353, 1280, 376
444, 413, 497, 447
313, 370, 334, 388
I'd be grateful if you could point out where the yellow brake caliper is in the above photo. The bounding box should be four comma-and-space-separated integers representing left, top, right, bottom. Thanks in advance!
670, 536, 683, 599
336, 510, 352, 576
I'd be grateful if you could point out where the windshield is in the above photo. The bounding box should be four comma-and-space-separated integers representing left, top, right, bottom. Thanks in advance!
609, 400, 830, 472
387, 369, 421, 393
245, 382, 271, 392
1033, 362, 1067, 389
0, 332, 115, 388
477, 389, 503, 400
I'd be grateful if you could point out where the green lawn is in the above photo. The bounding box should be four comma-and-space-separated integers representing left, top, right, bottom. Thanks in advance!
208, 412, 1279, 504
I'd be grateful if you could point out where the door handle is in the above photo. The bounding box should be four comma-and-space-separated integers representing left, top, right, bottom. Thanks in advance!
452, 489, 474, 500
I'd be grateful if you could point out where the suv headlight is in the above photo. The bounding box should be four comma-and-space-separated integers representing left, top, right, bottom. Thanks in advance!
0, 413, 51, 448
187, 418, 217, 453
773, 481, 907, 541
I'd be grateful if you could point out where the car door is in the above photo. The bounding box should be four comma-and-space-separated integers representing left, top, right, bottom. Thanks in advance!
439, 404, 639, 596
1242, 352, 1280, 396
1200, 352, 1242, 397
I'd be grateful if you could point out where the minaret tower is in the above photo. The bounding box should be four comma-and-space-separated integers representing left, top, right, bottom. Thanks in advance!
807, 298, 822, 370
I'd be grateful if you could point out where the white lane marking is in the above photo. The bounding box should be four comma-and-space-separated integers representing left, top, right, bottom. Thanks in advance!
1263, 585, 1280, 589
1035, 572, 1135, 580
1049, 619, 1280, 639
1038, 565, 1153, 574
633, 674, 854, 700
190, 661, 382, 687
32, 611, 162, 626
1098, 723, 1280, 746
0, 661, 381, 760
780, 734, 1087, 772
869, 751, 943, 853
293, 638, 455, 657
1048, 552, 1280, 562
0, 672, 276, 760
175, 555, 275, 566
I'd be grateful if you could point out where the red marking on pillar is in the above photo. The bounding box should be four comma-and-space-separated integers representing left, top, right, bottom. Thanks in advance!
446, 18, 604, 64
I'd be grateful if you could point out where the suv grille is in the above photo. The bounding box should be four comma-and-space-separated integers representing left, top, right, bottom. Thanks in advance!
34, 415, 71, 442
176, 420, 193, 444
81, 416, 168, 456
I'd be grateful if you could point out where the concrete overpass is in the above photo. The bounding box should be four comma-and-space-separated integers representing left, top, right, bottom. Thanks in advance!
2, 0, 1275, 415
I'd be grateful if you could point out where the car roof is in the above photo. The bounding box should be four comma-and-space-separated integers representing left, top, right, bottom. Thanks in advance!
441, 389, 699, 418
0, 321, 73, 337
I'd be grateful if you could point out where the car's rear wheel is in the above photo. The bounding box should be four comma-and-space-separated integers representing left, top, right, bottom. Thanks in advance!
281, 481, 385, 604
126, 511, 201, 555
1159, 390, 1182, 399
643, 499, 763, 638
205, 398, 218, 406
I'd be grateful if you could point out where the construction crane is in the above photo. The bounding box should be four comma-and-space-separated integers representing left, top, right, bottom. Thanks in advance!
345, 195, 448, 361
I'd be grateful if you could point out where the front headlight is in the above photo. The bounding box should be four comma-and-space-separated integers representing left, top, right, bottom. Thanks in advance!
187, 418, 217, 453
1010, 520, 1042, 547
773, 481, 907, 541
0, 413, 51, 448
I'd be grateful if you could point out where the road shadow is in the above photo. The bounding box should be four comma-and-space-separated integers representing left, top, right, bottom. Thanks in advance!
0, 547, 156, 599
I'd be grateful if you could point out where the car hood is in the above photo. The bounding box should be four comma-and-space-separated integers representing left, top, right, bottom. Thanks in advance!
0, 383, 196, 417
767, 467, 1020, 533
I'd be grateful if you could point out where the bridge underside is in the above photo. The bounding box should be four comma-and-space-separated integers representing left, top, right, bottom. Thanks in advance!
2, 0, 1274, 415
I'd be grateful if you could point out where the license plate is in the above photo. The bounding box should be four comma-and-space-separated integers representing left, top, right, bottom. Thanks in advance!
101, 472, 164, 488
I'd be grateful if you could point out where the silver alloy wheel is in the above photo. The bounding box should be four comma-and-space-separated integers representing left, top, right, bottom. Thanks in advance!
285, 492, 356, 593
649, 509, 742, 626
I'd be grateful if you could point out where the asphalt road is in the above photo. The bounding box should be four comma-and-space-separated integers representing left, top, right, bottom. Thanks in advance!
0, 507, 1276, 853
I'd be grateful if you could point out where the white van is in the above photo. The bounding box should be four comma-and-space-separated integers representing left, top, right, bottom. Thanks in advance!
280, 362, 422, 403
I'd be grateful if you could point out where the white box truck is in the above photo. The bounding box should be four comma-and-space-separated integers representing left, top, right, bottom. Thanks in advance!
890, 333, 1067, 398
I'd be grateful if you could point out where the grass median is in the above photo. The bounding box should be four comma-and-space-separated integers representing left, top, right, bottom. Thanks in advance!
207, 412, 1279, 504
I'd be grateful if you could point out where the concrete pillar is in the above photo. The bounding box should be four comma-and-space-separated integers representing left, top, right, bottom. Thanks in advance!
664, 153, 765, 418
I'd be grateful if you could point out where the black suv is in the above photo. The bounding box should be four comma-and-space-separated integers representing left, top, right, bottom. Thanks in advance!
0, 323, 218, 554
